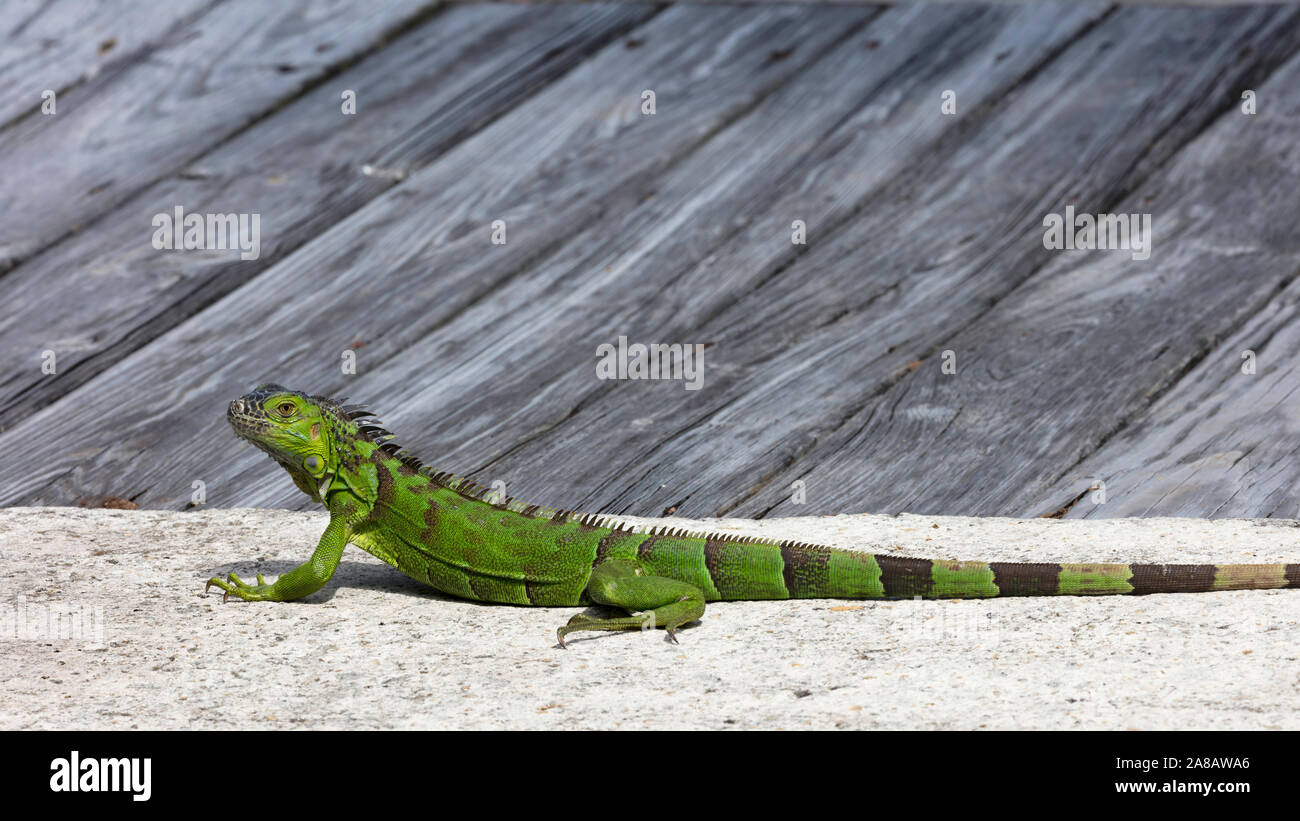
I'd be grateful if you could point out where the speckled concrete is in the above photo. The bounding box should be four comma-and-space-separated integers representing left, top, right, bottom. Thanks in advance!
1, 507, 1297, 729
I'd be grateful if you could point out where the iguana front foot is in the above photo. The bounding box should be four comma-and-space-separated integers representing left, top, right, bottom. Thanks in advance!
205, 571, 277, 602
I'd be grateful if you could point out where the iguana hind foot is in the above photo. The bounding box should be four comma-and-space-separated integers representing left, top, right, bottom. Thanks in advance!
557, 560, 706, 647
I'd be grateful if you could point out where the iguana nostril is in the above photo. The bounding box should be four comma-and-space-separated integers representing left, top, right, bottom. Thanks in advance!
230, 400, 244, 414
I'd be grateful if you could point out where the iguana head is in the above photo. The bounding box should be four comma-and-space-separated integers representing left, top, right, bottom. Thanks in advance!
228, 384, 341, 499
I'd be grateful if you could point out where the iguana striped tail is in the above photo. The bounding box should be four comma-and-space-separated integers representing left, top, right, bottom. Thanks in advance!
536, 510, 1300, 600
746, 543, 1300, 599
556, 531, 1299, 645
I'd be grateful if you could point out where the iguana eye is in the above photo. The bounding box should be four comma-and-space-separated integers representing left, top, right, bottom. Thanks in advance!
277, 401, 295, 416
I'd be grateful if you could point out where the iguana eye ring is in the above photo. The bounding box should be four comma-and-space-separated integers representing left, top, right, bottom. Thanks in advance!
277, 401, 295, 416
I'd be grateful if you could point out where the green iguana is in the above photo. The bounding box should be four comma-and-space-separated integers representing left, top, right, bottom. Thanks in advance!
208, 385, 1300, 646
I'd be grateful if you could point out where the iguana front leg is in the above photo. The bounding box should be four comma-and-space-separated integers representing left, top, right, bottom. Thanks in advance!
206, 500, 349, 602
557, 559, 706, 647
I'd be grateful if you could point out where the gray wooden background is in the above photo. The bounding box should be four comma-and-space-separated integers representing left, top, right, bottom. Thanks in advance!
3, 0, 1300, 520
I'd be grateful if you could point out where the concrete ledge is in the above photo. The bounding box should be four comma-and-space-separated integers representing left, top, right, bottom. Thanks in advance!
1, 506, 1297, 729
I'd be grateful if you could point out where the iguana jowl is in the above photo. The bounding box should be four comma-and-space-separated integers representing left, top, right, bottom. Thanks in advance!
209, 385, 1300, 646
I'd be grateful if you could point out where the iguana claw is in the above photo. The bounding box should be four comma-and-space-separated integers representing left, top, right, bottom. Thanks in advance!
556, 613, 595, 648
204, 571, 275, 602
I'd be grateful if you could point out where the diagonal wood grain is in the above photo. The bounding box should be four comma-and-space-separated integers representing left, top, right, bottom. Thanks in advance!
1018, 54, 1300, 520
181, 1, 1100, 509
1031, 278, 1300, 520
0, 0, 437, 271
346, 1, 1109, 507
428, 4, 1300, 520
734, 14, 1300, 519
7, 3, 1300, 522
0, 1, 656, 429
0, 2, 880, 507
0, 0, 210, 129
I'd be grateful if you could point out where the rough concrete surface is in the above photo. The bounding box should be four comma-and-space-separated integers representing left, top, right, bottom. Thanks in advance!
1, 506, 1297, 730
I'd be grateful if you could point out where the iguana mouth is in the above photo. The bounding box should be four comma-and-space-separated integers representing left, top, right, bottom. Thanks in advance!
226, 394, 294, 471
227, 383, 294, 443
227, 398, 271, 442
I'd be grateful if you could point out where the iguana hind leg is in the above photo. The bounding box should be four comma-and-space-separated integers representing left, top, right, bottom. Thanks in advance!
557, 559, 705, 647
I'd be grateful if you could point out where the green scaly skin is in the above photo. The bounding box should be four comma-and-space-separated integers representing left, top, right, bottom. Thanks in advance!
207, 385, 1300, 647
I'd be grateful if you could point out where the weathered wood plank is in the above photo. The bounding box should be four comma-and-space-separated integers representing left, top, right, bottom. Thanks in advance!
435, 4, 1300, 519
1018, 59, 1300, 519
194, 1, 1103, 509
640, 0, 1267, 4
1029, 280, 1300, 520
639, 0, 1292, 5
722, 13, 1300, 519
0, 0, 437, 271
354, 2, 1109, 504
0, 0, 210, 128
0, 2, 880, 507
0, 1, 657, 429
